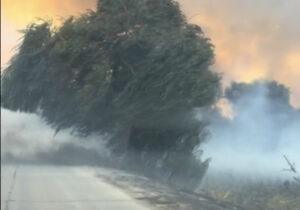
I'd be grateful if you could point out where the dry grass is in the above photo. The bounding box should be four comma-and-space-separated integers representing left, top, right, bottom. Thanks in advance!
200, 174, 300, 210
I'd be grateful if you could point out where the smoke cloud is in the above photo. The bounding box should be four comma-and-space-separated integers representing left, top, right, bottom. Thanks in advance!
1, 108, 110, 164
200, 83, 300, 180
178, 0, 300, 108
1, 0, 300, 182
2, 0, 300, 107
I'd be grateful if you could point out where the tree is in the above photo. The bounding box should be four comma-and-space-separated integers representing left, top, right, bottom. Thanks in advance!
225, 80, 291, 111
1, 0, 220, 189
224, 80, 297, 151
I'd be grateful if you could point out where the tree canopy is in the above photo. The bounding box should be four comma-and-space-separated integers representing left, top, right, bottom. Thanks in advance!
1, 0, 220, 188
225, 80, 292, 113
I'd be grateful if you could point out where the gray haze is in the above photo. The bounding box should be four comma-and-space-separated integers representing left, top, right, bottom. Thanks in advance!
2, 82, 300, 178
178, 0, 300, 108
200, 84, 300, 180
1, 108, 110, 163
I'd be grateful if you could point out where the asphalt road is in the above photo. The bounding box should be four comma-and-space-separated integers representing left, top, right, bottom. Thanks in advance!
1, 165, 151, 210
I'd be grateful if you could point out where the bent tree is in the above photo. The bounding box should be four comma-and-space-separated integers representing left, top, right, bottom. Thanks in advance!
1, 0, 220, 189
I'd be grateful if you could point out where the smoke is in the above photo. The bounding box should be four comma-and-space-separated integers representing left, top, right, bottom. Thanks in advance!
1, 0, 96, 68
3, 0, 300, 107
200, 83, 300, 180
178, 0, 300, 108
1, 108, 110, 164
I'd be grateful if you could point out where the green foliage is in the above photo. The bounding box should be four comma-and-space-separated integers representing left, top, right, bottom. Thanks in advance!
225, 80, 291, 108
2, 0, 220, 186
1, 22, 52, 112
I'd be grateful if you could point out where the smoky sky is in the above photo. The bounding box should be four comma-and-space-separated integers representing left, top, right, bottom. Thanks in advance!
199, 83, 300, 179
2, 0, 300, 107
179, 0, 300, 107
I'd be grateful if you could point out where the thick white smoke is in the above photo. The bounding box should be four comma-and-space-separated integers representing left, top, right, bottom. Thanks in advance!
200, 84, 300, 180
1, 108, 110, 162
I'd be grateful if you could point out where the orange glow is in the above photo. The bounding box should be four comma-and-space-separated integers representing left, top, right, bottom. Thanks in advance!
2, 0, 96, 27
216, 99, 234, 119
2, 0, 300, 108
178, 0, 300, 108
1, 0, 96, 67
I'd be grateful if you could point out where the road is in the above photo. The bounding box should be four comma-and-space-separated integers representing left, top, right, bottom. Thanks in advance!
1, 165, 151, 210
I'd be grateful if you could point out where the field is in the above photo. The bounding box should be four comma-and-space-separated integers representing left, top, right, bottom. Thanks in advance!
200, 171, 300, 210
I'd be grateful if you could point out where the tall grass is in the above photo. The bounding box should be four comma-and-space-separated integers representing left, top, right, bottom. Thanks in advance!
199, 157, 300, 210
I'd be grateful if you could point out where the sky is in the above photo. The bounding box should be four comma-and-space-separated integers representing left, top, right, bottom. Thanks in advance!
1, 0, 300, 107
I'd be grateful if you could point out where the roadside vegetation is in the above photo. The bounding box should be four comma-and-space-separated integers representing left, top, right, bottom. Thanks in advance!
200, 157, 300, 210
1, 0, 220, 190
1, 2, 299, 209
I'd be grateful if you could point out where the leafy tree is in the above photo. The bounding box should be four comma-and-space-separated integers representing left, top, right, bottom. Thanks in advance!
225, 80, 291, 111
1, 0, 220, 189
224, 80, 297, 151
